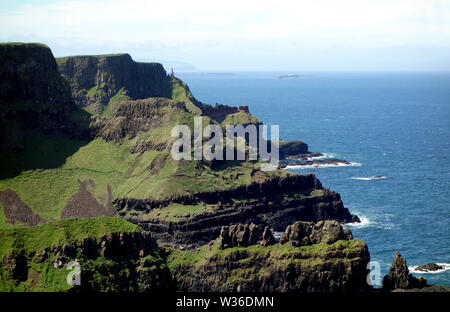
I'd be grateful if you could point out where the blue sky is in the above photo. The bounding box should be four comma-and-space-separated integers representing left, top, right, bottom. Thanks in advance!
1, 0, 449, 71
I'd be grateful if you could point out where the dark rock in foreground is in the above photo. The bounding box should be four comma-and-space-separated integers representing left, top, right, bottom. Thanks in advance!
381, 251, 427, 291
171, 221, 371, 292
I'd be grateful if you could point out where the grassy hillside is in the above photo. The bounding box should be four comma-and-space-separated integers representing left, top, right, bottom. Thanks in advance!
0, 217, 167, 292
168, 238, 366, 270
0, 217, 139, 258
0, 132, 290, 229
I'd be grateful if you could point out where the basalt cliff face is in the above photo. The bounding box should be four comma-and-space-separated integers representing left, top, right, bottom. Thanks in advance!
0, 44, 89, 154
0, 218, 370, 292
57, 53, 172, 115
117, 173, 359, 248
170, 221, 371, 292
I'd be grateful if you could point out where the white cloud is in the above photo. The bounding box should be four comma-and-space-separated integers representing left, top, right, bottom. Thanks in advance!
1, 0, 449, 69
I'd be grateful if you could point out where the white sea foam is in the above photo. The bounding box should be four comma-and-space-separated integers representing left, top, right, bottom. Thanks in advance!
305, 153, 333, 161
306, 155, 328, 161
285, 162, 361, 170
273, 231, 283, 242
351, 176, 387, 181
408, 263, 450, 274
273, 232, 283, 242
344, 216, 371, 228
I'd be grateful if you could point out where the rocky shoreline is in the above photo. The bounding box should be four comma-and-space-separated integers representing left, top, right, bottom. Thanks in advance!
279, 158, 353, 169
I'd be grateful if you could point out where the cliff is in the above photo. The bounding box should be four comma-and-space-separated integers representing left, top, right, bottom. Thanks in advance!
0, 217, 174, 291
0, 43, 90, 178
279, 140, 309, 158
0, 218, 370, 292
0, 43, 88, 148
0, 43, 359, 232
117, 173, 359, 248
57, 54, 172, 115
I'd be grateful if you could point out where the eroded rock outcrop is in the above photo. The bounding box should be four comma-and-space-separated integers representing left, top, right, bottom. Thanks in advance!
218, 223, 275, 249
381, 251, 427, 291
415, 263, 445, 272
171, 222, 370, 292
280, 220, 353, 246
279, 140, 309, 158
0, 189, 45, 226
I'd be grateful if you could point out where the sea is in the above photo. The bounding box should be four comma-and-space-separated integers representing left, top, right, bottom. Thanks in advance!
177, 71, 450, 287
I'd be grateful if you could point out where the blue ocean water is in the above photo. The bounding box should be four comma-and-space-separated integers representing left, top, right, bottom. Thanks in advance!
177, 71, 450, 286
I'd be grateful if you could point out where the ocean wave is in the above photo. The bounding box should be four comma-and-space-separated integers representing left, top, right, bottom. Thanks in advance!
305, 153, 333, 161
408, 263, 450, 274
351, 176, 387, 181
344, 216, 371, 228
285, 162, 361, 170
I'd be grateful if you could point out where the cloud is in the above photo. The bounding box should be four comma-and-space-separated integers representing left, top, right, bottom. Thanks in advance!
1, 0, 449, 69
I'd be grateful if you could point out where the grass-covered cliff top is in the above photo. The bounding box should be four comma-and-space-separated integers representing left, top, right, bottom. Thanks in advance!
55, 53, 163, 64
0, 216, 139, 258
168, 238, 367, 270
220, 111, 262, 126
0, 42, 50, 48
56, 53, 128, 59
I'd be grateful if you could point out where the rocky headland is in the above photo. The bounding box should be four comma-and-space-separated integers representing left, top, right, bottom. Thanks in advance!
4, 42, 445, 293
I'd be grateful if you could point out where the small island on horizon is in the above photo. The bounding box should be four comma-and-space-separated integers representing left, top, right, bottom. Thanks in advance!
275, 74, 313, 79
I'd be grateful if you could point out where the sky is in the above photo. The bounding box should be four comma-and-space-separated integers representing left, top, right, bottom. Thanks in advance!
1, 0, 450, 71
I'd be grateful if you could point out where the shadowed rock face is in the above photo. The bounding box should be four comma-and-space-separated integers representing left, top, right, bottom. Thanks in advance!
0, 44, 89, 155
57, 54, 171, 114
0, 189, 45, 226
0, 44, 74, 115
381, 251, 427, 291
